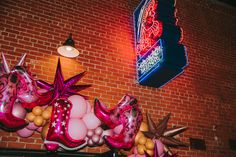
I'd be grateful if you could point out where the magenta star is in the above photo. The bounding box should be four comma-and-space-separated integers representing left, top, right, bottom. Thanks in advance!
36, 58, 91, 105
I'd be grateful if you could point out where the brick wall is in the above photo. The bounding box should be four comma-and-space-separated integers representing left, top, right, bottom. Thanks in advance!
0, 0, 236, 156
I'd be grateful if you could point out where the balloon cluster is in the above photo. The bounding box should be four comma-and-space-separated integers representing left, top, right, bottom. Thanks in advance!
1, 54, 188, 156
16, 106, 52, 138
86, 127, 104, 146
134, 122, 155, 156
26, 106, 52, 127
44, 95, 102, 151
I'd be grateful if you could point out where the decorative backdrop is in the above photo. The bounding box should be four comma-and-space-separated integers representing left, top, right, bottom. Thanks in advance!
0, 0, 236, 157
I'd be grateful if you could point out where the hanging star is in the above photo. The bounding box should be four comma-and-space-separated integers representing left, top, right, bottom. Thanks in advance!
36, 58, 91, 105
143, 113, 188, 147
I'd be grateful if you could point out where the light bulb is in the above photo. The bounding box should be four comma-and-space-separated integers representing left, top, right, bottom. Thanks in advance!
65, 46, 73, 51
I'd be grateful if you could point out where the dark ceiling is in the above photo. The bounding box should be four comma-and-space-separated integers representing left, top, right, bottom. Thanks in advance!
217, 0, 236, 7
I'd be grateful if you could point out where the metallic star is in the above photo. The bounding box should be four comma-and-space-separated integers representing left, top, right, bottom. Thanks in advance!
143, 113, 188, 147
36, 59, 91, 105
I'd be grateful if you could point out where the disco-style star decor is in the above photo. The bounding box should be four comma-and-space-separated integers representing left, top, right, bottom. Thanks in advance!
36, 58, 91, 105
143, 113, 188, 147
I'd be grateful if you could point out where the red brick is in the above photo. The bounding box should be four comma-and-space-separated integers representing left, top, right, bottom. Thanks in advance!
0, 0, 235, 156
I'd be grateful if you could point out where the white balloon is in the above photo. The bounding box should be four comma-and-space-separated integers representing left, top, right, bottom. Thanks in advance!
86, 101, 92, 113
95, 127, 103, 136
68, 95, 87, 118
82, 112, 101, 130
113, 124, 123, 134
102, 129, 114, 137
87, 130, 94, 138
68, 118, 87, 140
12, 102, 27, 119
92, 134, 100, 144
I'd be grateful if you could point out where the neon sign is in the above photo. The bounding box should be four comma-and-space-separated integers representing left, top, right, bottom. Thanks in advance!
136, 0, 162, 56
137, 39, 163, 83
134, 0, 188, 88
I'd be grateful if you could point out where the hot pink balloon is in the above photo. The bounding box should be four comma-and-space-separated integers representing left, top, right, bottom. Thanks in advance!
45, 98, 85, 151
82, 112, 101, 130
16, 127, 34, 138
94, 94, 143, 149
68, 118, 87, 140
0, 62, 27, 130
68, 95, 87, 118
12, 102, 27, 119
0, 53, 43, 130
44, 143, 59, 151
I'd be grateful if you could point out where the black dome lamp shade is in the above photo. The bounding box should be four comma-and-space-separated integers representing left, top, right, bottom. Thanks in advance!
57, 33, 80, 58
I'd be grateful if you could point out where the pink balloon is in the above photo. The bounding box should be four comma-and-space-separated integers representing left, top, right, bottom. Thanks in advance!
87, 139, 94, 146
92, 134, 100, 143
68, 118, 87, 140
95, 127, 103, 136
98, 137, 104, 146
37, 89, 48, 94
16, 127, 34, 138
26, 122, 38, 130
86, 101, 92, 113
12, 102, 27, 119
68, 95, 87, 118
127, 155, 135, 157
37, 126, 42, 132
113, 124, 123, 134
154, 139, 164, 156
102, 129, 114, 137
133, 146, 138, 154
87, 130, 94, 138
82, 112, 101, 130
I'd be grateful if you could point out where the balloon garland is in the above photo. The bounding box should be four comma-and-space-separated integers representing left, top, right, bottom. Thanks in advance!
0, 53, 188, 156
